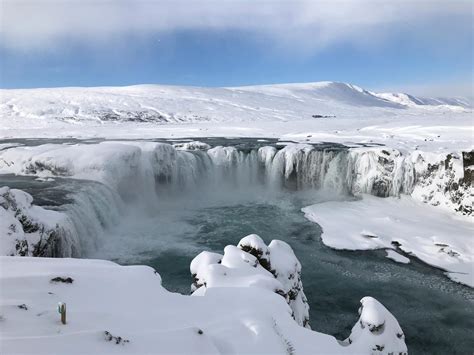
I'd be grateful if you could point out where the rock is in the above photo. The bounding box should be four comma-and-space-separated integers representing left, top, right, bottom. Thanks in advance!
104, 331, 130, 345
190, 234, 310, 328
51, 276, 74, 284
462, 151, 473, 185
0, 187, 79, 257
173, 141, 211, 151
344, 297, 407, 354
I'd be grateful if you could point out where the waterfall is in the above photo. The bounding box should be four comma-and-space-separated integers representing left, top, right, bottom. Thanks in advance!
0, 141, 468, 258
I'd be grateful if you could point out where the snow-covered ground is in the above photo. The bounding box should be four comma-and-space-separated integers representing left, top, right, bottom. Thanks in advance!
302, 195, 474, 287
0, 81, 472, 153
0, 237, 407, 354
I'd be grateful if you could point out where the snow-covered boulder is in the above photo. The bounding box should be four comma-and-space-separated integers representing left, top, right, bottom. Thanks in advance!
344, 297, 407, 355
0, 187, 79, 257
266, 240, 310, 329
190, 251, 223, 292
191, 234, 310, 328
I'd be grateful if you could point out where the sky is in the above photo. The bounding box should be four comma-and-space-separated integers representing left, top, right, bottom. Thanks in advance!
0, 0, 472, 97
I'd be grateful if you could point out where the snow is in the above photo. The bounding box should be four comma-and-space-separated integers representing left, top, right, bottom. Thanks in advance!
0, 82, 472, 154
302, 195, 474, 287
173, 141, 211, 151
0, 248, 406, 354
192, 235, 310, 328
374, 92, 470, 109
0, 142, 143, 189
385, 250, 410, 264
0, 80, 470, 353
0, 187, 79, 257
345, 297, 407, 354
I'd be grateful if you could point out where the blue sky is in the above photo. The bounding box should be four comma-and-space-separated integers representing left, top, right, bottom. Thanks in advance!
1, 1, 472, 96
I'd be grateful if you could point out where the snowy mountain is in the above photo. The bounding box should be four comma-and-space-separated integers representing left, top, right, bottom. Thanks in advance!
0, 81, 470, 125
374, 92, 471, 108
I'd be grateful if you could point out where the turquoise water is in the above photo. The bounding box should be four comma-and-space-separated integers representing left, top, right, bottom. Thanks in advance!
113, 190, 474, 354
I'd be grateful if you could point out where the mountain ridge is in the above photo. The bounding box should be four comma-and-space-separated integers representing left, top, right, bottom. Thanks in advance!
0, 81, 470, 125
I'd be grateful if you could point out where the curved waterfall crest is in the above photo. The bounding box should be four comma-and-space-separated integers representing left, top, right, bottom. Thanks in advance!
0, 141, 470, 257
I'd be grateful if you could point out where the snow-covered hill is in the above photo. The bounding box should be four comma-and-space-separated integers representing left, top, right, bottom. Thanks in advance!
374, 92, 470, 108
0, 81, 469, 125
2, 81, 471, 154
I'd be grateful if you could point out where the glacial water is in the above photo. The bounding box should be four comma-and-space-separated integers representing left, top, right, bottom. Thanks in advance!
1, 138, 473, 354
89, 189, 473, 354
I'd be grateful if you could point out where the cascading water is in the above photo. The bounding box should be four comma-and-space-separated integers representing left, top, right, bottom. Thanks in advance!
0, 139, 468, 258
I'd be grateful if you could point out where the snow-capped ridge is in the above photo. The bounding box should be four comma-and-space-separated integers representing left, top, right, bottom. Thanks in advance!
375, 92, 471, 109
231, 81, 405, 109
1, 81, 469, 126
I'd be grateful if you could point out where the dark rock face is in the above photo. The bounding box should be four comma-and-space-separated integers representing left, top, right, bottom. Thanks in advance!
100, 110, 167, 123
239, 243, 273, 273
462, 151, 473, 186
51, 276, 74, 283
24, 161, 70, 176
371, 178, 391, 197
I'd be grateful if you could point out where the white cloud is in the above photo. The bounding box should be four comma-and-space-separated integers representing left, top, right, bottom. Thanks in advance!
0, 0, 471, 52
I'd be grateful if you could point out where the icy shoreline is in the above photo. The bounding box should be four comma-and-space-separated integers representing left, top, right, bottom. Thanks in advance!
302, 195, 474, 287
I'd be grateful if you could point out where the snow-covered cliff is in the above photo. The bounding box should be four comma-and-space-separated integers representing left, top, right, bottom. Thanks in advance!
0, 141, 470, 214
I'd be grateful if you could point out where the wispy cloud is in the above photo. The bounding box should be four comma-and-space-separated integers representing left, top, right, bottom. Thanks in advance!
1, 0, 471, 52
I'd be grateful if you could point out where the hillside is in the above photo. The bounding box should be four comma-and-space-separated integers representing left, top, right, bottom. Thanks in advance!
0, 81, 469, 125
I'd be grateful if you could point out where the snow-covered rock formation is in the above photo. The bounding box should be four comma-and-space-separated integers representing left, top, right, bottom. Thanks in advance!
344, 297, 407, 354
191, 234, 310, 328
0, 187, 78, 257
